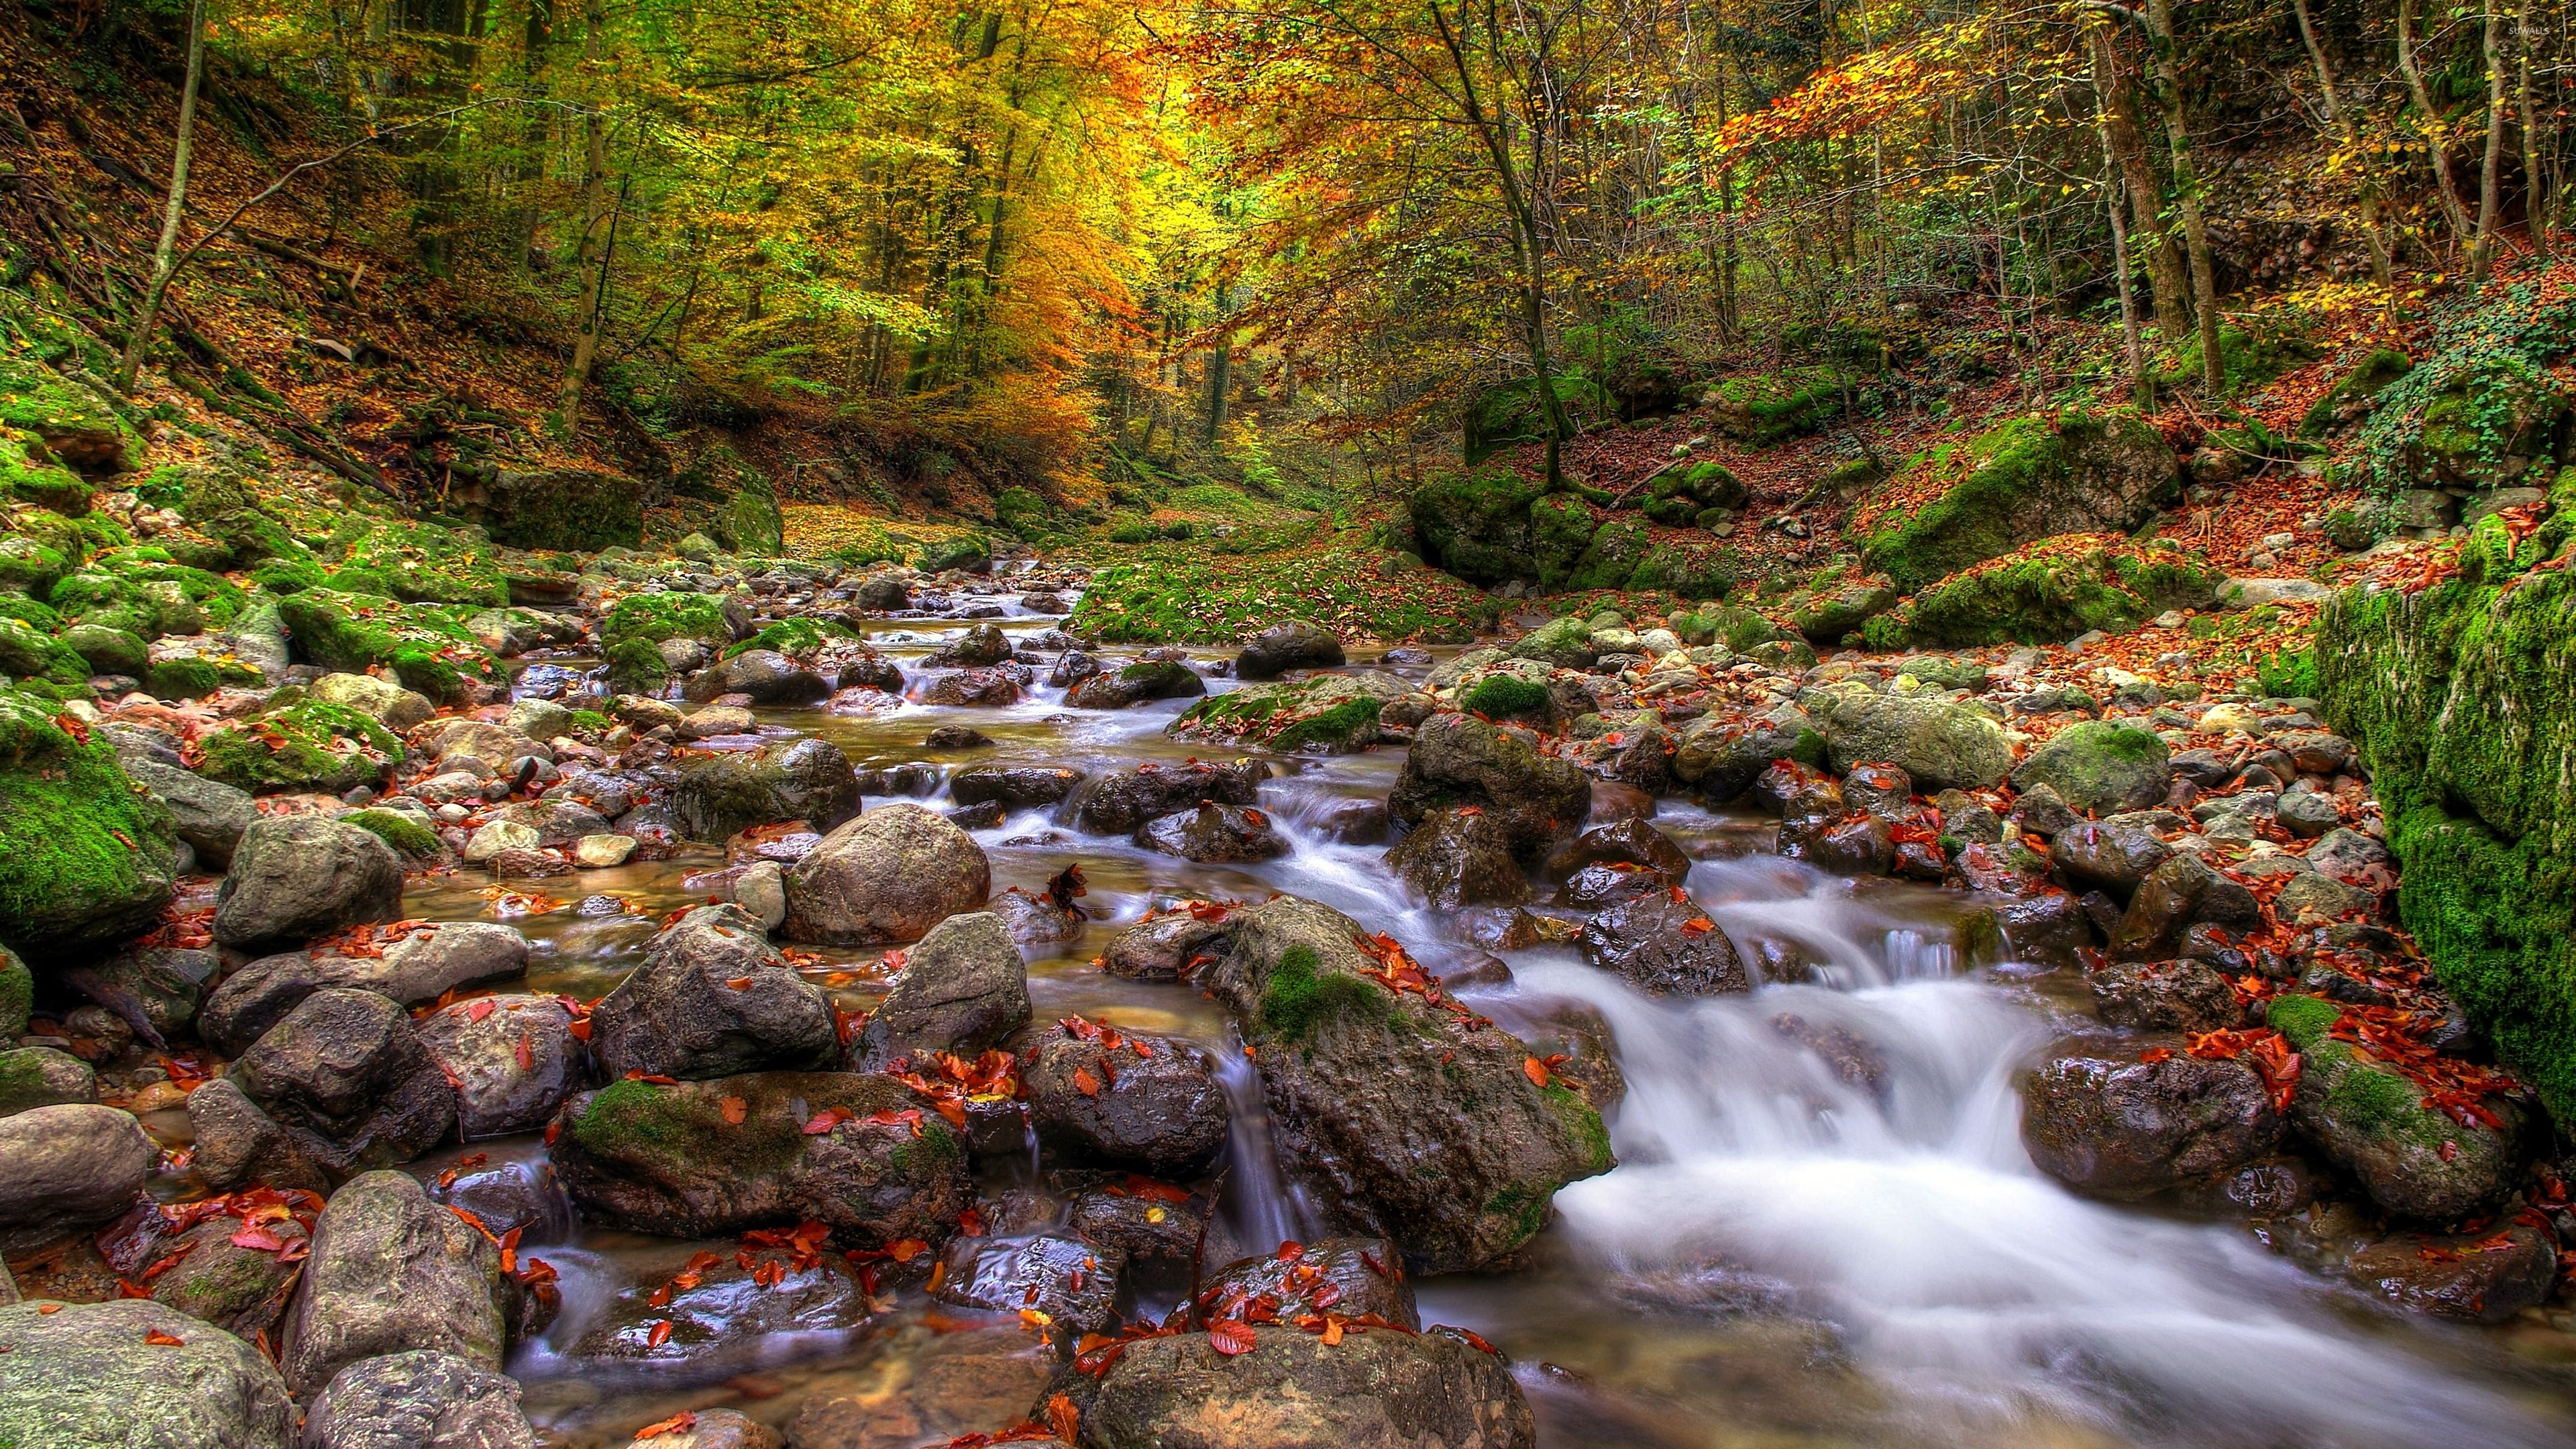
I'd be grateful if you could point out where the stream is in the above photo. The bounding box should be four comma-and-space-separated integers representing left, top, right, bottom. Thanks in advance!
299, 592, 2576, 1448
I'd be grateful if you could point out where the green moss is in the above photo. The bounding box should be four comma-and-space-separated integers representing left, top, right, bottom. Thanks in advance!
1462, 674, 1551, 722
2300, 348, 2414, 438
571, 1077, 696, 1158
919, 533, 991, 573
197, 700, 404, 794
1709, 366, 1849, 445
1527, 493, 1598, 586
143, 656, 223, 701
1859, 412, 2176, 591
0, 947, 28, 1038
1540, 1081, 1613, 1175
604, 638, 672, 695
174, 467, 300, 564
250, 555, 325, 594
343, 808, 441, 857
333, 517, 508, 607
0, 684, 177, 961
1258, 944, 1392, 1042
1902, 543, 2215, 647
1566, 518, 1648, 590
603, 592, 733, 653
0, 615, 89, 686
2155, 321, 2319, 396
1269, 696, 1383, 752
274, 589, 502, 704
1067, 547, 1496, 645
2264, 991, 2343, 1047
724, 616, 847, 659
1409, 467, 1550, 586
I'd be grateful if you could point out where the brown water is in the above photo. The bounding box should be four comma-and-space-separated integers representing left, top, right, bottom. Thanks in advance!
334, 596, 2576, 1448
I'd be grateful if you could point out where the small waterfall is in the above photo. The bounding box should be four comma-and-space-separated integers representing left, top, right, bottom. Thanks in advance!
1211, 1039, 1318, 1254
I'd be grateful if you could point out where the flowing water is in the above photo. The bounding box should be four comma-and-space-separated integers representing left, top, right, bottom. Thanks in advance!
291, 597, 2575, 1446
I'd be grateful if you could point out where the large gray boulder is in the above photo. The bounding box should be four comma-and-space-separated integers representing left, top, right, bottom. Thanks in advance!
782, 804, 989, 945
1806, 684, 2012, 790
126, 757, 258, 868
280, 1171, 510, 1396
415, 995, 584, 1139
0, 1299, 294, 1449
1578, 892, 1750, 996
590, 904, 840, 1080
1235, 619, 1345, 680
214, 816, 406, 955
2021, 1042, 2280, 1199
848, 910, 1029, 1069
300, 1350, 538, 1449
0, 1046, 96, 1116
1023, 1023, 1228, 1176
231, 988, 458, 1176
0, 1103, 154, 1241
2012, 720, 2172, 816
672, 737, 861, 843
1067, 759, 1267, 835
1082, 1322, 1534, 1449
201, 922, 529, 1055
1388, 712, 1591, 854
2269, 994, 2526, 1222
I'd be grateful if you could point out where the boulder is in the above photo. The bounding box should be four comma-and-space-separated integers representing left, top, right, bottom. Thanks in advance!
1577, 892, 1750, 996
231, 988, 457, 1175
309, 673, 437, 732
185, 1076, 333, 1193
213, 816, 406, 956
415, 995, 584, 1139
1024, 1024, 1228, 1175
1082, 1323, 1534, 1449
1670, 704, 1822, 802
1195, 1236, 1419, 1330
2109, 854, 2262, 960
590, 904, 838, 1080
673, 737, 861, 843
2052, 820, 2172, 902
951, 765, 1087, 809
1543, 817, 1692, 881
2343, 1223, 2560, 1326
932, 1232, 1125, 1340
2089, 960, 2241, 1033
0, 1299, 294, 1449
61, 943, 221, 1047
1856, 409, 2180, 590
2021, 1044, 2281, 1199
280, 1171, 509, 1395
914, 667, 1023, 706
201, 923, 530, 1057
1387, 806, 1532, 909
1236, 621, 1346, 680
855, 576, 909, 610
784, 804, 990, 945
849, 910, 1029, 1069
1388, 712, 1591, 853
1195, 896, 1612, 1273
0, 685, 180, 963
1101, 911, 1233, 981
0, 1102, 154, 1240
300, 1349, 539, 1449
0, 1046, 96, 1116
1068, 659, 1207, 709
707, 649, 829, 706
1069, 759, 1267, 835
124, 757, 258, 868
2267, 994, 2526, 1222
1135, 801, 1290, 863
930, 622, 1014, 667
1806, 685, 2012, 790
2012, 721, 2172, 816
549, 1072, 970, 1241
571, 1243, 873, 1372
148, 1216, 307, 1338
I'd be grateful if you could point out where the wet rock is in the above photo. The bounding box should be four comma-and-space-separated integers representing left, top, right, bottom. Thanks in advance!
674, 737, 862, 843
1670, 704, 1820, 802
1389, 712, 1591, 854
1065, 1176, 1214, 1263
2272, 871, 2373, 925
572, 1245, 873, 1371
2267, 994, 2526, 1222
280, 1171, 508, 1395
2006, 782, 2079, 838
784, 803, 991, 945
619, 1408, 780, 1449
2342, 1223, 2559, 1325
301, 1349, 538, 1449
1082, 1322, 1534, 1449
0, 1299, 294, 1449
1195, 1236, 1418, 1330
932, 1232, 1124, 1339
993, 886, 1086, 953
0, 1103, 154, 1240
1236, 621, 1346, 680
916, 668, 1024, 706
1578, 892, 1749, 996
850, 910, 1029, 1069
952, 765, 1087, 809
1135, 801, 1291, 863
0, 1046, 96, 1115
2109, 854, 2262, 960
1069, 759, 1267, 835
1807, 685, 2012, 790
924, 724, 994, 751
1783, 814, 1894, 876
1387, 806, 1533, 909
125, 757, 258, 867
549, 1072, 970, 1241
783, 1321, 1053, 1448
201, 924, 531, 1055
1196, 896, 1613, 1273
186, 1076, 333, 1193
592, 904, 840, 1080
61, 943, 221, 1047
1069, 659, 1208, 709
1554, 863, 1665, 909
413, 1152, 573, 1246
2052, 820, 2172, 902
1542, 817, 1691, 881
2021, 1045, 2281, 1199
149, 1216, 307, 1338
2011, 720, 2171, 816
415, 994, 584, 1138
929, 623, 1014, 667
1100, 911, 1231, 981
214, 816, 407, 955
709, 649, 830, 706
2089, 959, 2241, 1033
855, 576, 910, 611
1024, 1025, 1228, 1176
2304, 826, 2393, 883
232, 988, 458, 1176
2275, 790, 2343, 839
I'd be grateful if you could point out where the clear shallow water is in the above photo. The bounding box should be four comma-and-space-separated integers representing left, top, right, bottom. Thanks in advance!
435, 600, 2572, 1447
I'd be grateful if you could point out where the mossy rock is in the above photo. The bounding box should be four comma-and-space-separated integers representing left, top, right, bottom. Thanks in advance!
1460, 673, 1552, 722
602, 592, 734, 654
0, 355, 142, 474
0, 535, 70, 598
341, 808, 441, 858
0, 682, 179, 963
1527, 493, 1599, 587
274, 589, 502, 703
2153, 321, 2320, 396
480, 469, 644, 552
604, 639, 672, 696
197, 699, 405, 795
1, 435, 95, 513
1900, 541, 2218, 647
2408, 354, 2571, 492
1856, 411, 2180, 592
1708, 366, 1849, 445
2299, 348, 2414, 439
48, 549, 246, 637
724, 616, 847, 659
0, 614, 89, 686
1626, 545, 1731, 600
0, 945, 30, 1038
335, 518, 510, 607
1408, 468, 1551, 586
918, 533, 991, 574
1566, 518, 1649, 591
172, 466, 301, 565
1171, 676, 1397, 755
718, 476, 785, 557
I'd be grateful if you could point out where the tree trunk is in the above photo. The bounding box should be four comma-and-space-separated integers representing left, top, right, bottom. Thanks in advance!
2141, 0, 2223, 393
2086, 28, 2149, 409
115, 0, 208, 392
553, 0, 608, 432
2092, 38, 2190, 339
2398, 0, 2478, 252
2291, 0, 2397, 296
2475, 4, 2508, 279
2520, 0, 2551, 254
1203, 280, 1233, 445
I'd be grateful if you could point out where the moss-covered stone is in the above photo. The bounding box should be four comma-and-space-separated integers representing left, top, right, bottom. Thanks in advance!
0, 945, 30, 1038
723, 616, 847, 659
1566, 517, 1649, 590
0, 535, 70, 598
0, 682, 179, 962
604, 639, 672, 696
2299, 348, 2414, 438
479, 469, 645, 552
341, 808, 441, 858
1409, 468, 1552, 586
1708, 366, 1848, 445
0, 355, 140, 475
0, 614, 90, 686
335, 518, 509, 607
602, 592, 734, 654
1460, 674, 1551, 722
1856, 410, 2181, 591
274, 590, 502, 703
720, 476, 785, 557
1899, 540, 2217, 647
1258, 943, 1393, 1042
2154, 321, 2319, 397
1172, 676, 1394, 755
197, 700, 405, 795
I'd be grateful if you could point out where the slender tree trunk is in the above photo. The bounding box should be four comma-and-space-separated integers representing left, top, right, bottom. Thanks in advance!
2520, 0, 2551, 254
2141, 0, 2223, 392
1203, 279, 1233, 445
2092, 38, 2190, 339
2475, 4, 2508, 279
116, 0, 208, 392
2087, 28, 2149, 409
2292, 0, 2397, 296
2398, 0, 2478, 251
553, 0, 608, 431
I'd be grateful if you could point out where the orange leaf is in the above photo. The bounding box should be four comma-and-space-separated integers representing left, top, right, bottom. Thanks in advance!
724, 976, 755, 991
1320, 1317, 1344, 1345
1073, 1068, 1101, 1097
1208, 1319, 1257, 1355
633, 1410, 696, 1438
720, 1096, 749, 1126
1522, 1057, 1550, 1087
144, 1329, 186, 1346
465, 999, 496, 1023
887, 1238, 928, 1263
1679, 918, 1715, 936
645, 1320, 674, 1348
514, 1035, 534, 1072
1046, 1391, 1080, 1441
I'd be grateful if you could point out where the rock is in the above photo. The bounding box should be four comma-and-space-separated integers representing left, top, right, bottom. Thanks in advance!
0, 1299, 294, 1449
1069, 759, 1267, 835
1784, 813, 1895, 875
1807, 685, 2012, 790
2052, 820, 2172, 902
1195, 896, 1611, 1272
199, 922, 530, 1055
462, 820, 541, 863
915, 667, 1024, 706
2090, 959, 2241, 1032
1024, 1024, 1228, 1175
782, 1322, 1052, 1448
1082, 1322, 1534, 1449
1542, 817, 1692, 881
855, 576, 910, 610
125, 757, 258, 868
930, 622, 1014, 667
1134, 802, 1290, 863
2342, 1223, 2559, 1325
549, 1072, 970, 1240
61, 943, 221, 1046
214, 816, 406, 955
2216, 577, 2336, 608
2305, 826, 2392, 883
0, 687, 181, 963
849, 910, 1029, 1069
231, 989, 458, 1176
310, 673, 439, 732
2267, 994, 2525, 1222
734, 859, 788, 930
280, 1171, 508, 1395
149, 1216, 307, 1338
591, 904, 840, 1080
992, 887, 1083, 953
1387, 806, 1532, 908
1855, 409, 2180, 590
1195, 1236, 1419, 1330
0, 1103, 154, 1238
1388, 712, 1591, 853
618, 1408, 778, 1449
1102, 911, 1232, 981
710, 649, 829, 706
415, 995, 582, 1138
1236, 620, 1346, 680
1065, 1176, 1214, 1263
2012, 720, 2171, 816
2273, 870, 2373, 924
951, 765, 1087, 809
1670, 704, 1821, 802
571, 1244, 873, 1373
673, 737, 861, 843
300, 1349, 538, 1449
2109, 854, 2263, 960
932, 1232, 1124, 1340
678, 704, 755, 740
784, 804, 991, 945
0, 1046, 96, 1116
185, 1076, 333, 1193
1578, 892, 1750, 996
2273, 790, 2343, 839
576, 833, 637, 867
2021, 1045, 2282, 1199
1069, 659, 1208, 708
923, 724, 993, 750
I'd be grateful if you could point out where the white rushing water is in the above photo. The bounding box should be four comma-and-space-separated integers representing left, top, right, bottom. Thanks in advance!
1515, 857, 2565, 1449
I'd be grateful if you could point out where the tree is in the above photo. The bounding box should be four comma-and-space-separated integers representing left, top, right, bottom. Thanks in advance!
116, 0, 209, 392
